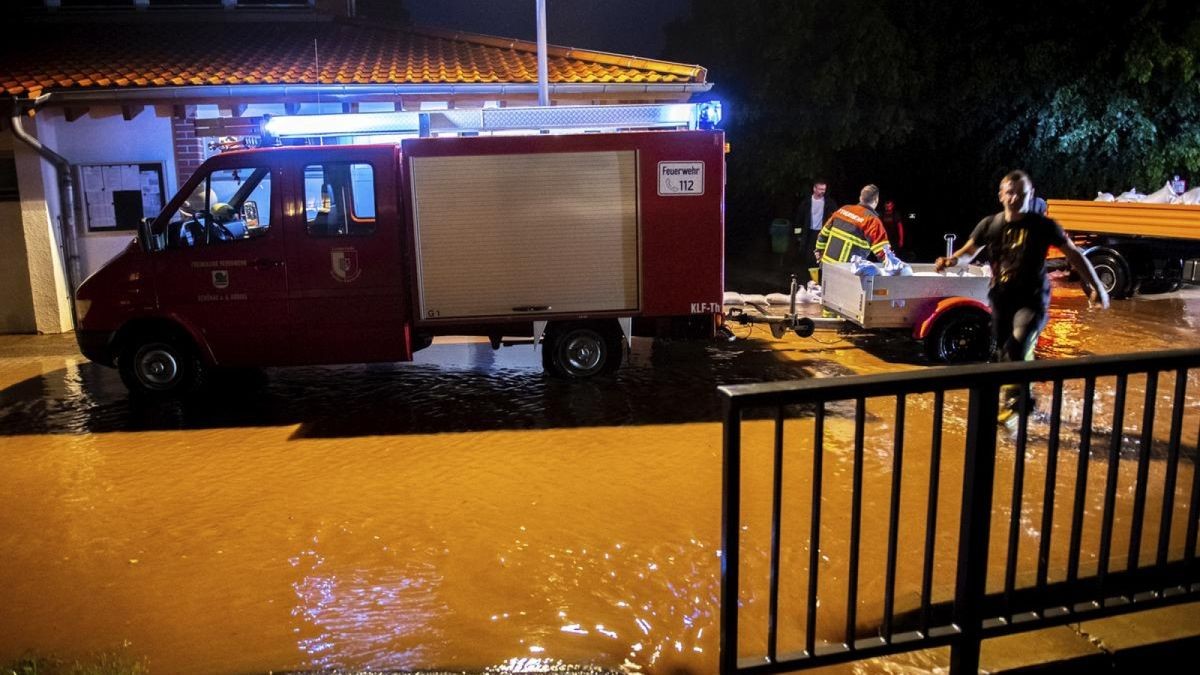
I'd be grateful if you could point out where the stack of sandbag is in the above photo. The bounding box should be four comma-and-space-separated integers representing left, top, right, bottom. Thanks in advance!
1105, 181, 1192, 204
849, 251, 913, 277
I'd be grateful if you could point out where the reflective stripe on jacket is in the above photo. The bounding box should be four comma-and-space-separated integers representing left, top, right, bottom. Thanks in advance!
815, 204, 891, 263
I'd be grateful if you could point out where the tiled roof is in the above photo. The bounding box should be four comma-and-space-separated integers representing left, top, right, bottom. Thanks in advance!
0, 19, 706, 99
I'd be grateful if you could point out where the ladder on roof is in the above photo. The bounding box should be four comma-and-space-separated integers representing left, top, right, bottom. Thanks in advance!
262, 102, 720, 140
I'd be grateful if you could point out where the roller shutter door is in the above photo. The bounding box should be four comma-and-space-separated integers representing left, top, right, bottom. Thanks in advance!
411, 150, 639, 320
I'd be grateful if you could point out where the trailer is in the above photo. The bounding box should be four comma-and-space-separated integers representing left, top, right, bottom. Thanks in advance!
73, 104, 726, 396
1046, 199, 1200, 297
729, 261, 995, 363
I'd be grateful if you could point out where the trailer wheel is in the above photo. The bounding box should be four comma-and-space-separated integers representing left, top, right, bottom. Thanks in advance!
543, 322, 623, 378
1088, 251, 1131, 298
924, 307, 993, 364
118, 332, 206, 397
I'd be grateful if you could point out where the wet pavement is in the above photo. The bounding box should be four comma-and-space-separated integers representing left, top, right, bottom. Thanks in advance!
1, 283, 1199, 673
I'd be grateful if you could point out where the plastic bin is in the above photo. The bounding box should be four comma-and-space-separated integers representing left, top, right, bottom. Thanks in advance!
770, 218, 792, 254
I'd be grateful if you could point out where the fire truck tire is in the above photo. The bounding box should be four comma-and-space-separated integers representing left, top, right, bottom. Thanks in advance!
924, 307, 994, 364
543, 322, 623, 378
1087, 251, 1131, 298
118, 332, 206, 397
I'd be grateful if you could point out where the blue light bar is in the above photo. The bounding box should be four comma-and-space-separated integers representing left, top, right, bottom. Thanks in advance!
264, 111, 423, 138
261, 104, 707, 140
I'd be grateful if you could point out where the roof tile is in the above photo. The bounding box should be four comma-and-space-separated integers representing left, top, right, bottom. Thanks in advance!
1, 19, 704, 97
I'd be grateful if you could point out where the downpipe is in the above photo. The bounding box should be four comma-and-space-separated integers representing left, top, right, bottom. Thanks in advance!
10, 99, 81, 328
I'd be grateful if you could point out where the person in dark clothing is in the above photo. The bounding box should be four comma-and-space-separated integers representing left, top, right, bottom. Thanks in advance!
935, 170, 1109, 413
814, 184, 891, 265
880, 200, 906, 256
793, 179, 838, 274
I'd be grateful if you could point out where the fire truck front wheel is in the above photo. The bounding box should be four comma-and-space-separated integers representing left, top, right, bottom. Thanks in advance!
118, 332, 207, 397
543, 322, 623, 378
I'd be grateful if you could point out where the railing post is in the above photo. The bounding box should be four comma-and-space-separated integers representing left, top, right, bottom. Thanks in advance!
720, 395, 742, 675
950, 385, 1000, 674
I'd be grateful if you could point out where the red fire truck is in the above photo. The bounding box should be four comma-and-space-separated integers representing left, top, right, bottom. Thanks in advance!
74, 105, 725, 396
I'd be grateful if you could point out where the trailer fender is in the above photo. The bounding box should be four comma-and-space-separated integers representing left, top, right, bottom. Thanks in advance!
913, 297, 991, 340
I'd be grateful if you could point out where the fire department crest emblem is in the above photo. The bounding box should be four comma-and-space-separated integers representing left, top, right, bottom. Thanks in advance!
331, 247, 361, 283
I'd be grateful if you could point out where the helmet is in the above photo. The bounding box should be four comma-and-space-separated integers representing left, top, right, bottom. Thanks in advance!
211, 202, 236, 222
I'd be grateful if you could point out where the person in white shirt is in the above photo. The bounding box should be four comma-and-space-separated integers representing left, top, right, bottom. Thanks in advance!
793, 179, 838, 275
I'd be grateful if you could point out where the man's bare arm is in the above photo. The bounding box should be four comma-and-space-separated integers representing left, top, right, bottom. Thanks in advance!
934, 238, 981, 272
1060, 241, 1110, 309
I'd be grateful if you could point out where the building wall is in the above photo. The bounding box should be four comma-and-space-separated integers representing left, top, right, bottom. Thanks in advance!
47, 107, 177, 282
7, 116, 72, 335
0, 131, 36, 333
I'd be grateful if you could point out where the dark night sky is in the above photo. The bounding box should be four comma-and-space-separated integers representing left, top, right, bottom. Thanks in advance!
404, 0, 691, 59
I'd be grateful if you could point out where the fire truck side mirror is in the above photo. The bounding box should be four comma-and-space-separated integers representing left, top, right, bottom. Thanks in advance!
138, 217, 161, 253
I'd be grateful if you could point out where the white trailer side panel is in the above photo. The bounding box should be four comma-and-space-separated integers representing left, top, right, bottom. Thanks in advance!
411, 151, 640, 320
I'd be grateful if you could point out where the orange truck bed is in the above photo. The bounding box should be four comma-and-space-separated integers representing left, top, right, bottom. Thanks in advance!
1046, 199, 1200, 241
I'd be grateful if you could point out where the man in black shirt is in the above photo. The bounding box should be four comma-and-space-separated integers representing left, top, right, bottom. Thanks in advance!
935, 170, 1109, 365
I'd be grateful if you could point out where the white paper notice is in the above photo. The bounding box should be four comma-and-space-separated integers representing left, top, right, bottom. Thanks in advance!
82, 166, 105, 192
85, 190, 106, 210
102, 165, 122, 191
121, 165, 140, 191
143, 196, 162, 219
140, 170, 159, 192
89, 202, 116, 229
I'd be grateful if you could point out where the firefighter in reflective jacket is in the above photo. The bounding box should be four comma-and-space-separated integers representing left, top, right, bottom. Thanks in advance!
814, 184, 892, 264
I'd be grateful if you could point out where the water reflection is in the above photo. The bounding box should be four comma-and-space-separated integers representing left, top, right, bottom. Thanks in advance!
0, 338, 855, 437
290, 544, 446, 671
3, 284, 1200, 674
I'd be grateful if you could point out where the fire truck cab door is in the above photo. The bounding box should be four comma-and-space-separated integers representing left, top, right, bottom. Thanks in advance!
152, 163, 289, 366
283, 149, 411, 364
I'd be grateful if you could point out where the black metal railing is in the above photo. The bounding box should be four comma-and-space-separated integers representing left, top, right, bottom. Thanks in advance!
718, 349, 1200, 674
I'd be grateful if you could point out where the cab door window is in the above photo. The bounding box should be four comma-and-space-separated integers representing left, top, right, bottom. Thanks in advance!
304, 163, 376, 237
166, 166, 272, 248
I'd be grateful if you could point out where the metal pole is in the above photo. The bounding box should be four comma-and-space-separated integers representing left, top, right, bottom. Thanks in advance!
949, 385, 999, 674
536, 0, 550, 106
719, 396, 742, 675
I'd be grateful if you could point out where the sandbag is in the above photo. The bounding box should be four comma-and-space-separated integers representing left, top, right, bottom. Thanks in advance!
1141, 181, 1181, 204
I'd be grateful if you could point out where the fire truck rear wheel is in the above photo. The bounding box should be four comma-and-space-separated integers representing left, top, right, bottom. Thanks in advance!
118, 332, 206, 397
924, 307, 994, 364
543, 323, 623, 378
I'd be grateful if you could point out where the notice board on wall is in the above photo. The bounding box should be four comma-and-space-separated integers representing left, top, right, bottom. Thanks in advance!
77, 162, 166, 233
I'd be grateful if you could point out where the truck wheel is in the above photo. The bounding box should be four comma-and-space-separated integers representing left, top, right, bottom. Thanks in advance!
924, 307, 993, 364
118, 333, 206, 397
543, 322, 623, 378
1088, 251, 1131, 298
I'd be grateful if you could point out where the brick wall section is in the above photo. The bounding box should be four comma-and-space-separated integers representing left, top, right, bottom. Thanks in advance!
171, 108, 204, 189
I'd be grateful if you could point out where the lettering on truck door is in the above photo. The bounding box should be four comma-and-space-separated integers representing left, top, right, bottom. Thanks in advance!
152, 164, 288, 366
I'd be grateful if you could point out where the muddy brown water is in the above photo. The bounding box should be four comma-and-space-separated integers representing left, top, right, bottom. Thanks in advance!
1, 285, 1198, 673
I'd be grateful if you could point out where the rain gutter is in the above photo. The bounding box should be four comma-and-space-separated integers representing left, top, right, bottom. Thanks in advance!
26, 82, 712, 107
9, 98, 81, 327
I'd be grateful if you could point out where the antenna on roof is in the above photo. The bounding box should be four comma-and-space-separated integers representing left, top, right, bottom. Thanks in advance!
535, 0, 549, 106
314, 38, 324, 146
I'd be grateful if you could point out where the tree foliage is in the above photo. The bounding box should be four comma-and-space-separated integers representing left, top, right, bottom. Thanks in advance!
665, 0, 1200, 247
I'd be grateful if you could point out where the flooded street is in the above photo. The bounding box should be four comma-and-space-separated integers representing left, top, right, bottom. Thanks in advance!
2, 284, 1199, 673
